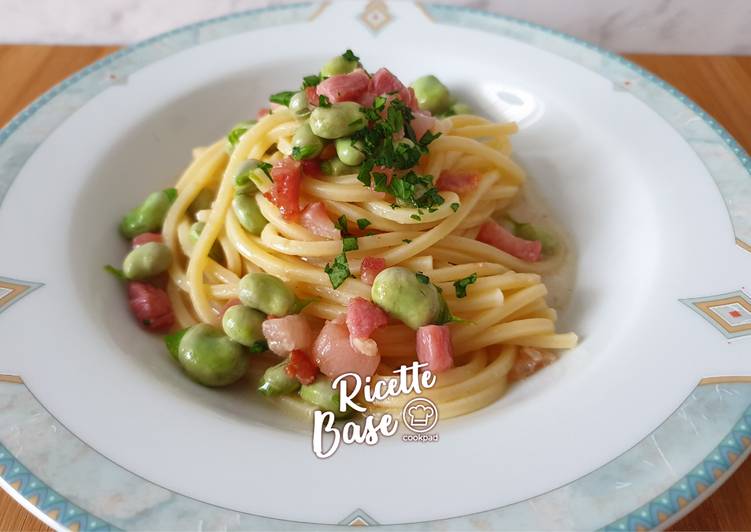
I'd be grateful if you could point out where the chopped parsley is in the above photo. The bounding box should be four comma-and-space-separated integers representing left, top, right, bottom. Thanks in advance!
164, 328, 188, 360
410, 214, 422, 221
334, 215, 349, 234
291, 145, 318, 160
104, 264, 126, 280
402, 239, 412, 244
227, 122, 253, 148
249, 340, 269, 354
415, 272, 430, 284
356, 218, 371, 230
343, 236, 359, 252
324, 252, 351, 289
257, 161, 273, 179
450, 202, 460, 212
453, 273, 478, 298
342, 49, 359, 62
318, 94, 332, 108
291, 297, 317, 314
302, 74, 321, 88
352, 97, 443, 211
269, 90, 295, 106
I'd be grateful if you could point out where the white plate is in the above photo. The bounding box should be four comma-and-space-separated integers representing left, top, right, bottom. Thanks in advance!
0, 2, 750, 529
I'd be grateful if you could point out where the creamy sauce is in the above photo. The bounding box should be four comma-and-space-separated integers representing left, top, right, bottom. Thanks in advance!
495, 178, 577, 311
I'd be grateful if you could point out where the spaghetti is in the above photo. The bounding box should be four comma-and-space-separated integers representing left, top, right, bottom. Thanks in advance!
112, 50, 577, 421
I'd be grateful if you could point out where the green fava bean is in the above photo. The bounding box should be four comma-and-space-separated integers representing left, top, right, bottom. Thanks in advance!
222, 305, 265, 347
189, 222, 223, 261
258, 360, 301, 396
309, 102, 366, 140
226, 120, 256, 152
335, 137, 365, 166
371, 266, 443, 329
189, 188, 213, 214
235, 159, 264, 194
178, 324, 247, 387
411, 75, 452, 115
232, 194, 268, 235
238, 272, 296, 316
189, 221, 205, 242
291, 122, 324, 160
122, 242, 172, 280
164, 328, 188, 361
321, 55, 358, 77
515, 223, 557, 255
119, 188, 177, 239
321, 157, 359, 176
299, 377, 349, 417
450, 102, 472, 115
289, 91, 311, 117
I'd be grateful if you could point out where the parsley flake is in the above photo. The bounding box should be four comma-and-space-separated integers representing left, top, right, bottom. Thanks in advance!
402, 239, 412, 244
104, 264, 126, 280
453, 273, 478, 298
356, 218, 371, 230
450, 202, 460, 212
257, 161, 273, 179
343, 236, 359, 252
269, 91, 295, 106
291, 145, 318, 160
249, 340, 268, 354
302, 74, 321, 88
227, 122, 254, 148
318, 94, 332, 108
324, 253, 351, 289
410, 214, 422, 221
415, 272, 430, 284
334, 215, 349, 234
342, 49, 360, 62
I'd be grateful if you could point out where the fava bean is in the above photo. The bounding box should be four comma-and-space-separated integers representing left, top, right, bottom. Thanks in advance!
411, 75, 452, 115
335, 137, 365, 166
235, 159, 263, 194
299, 377, 349, 417
232, 194, 268, 235
309, 102, 365, 140
514, 223, 557, 255
178, 324, 247, 387
371, 267, 443, 329
321, 157, 359, 176
258, 359, 301, 396
189, 188, 214, 214
120, 188, 177, 239
122, 242, 172, 280
291, 122, 324, 160
238, 272, 296, 316
222, 304, 265, 347
450, 102, 472, 115
320, 55, 358, 77
189, 222, 223, 260
289, 91, 311, 117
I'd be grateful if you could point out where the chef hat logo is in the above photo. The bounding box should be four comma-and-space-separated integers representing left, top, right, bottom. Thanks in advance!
402, 398, 439, 433
407, 404, 435, 427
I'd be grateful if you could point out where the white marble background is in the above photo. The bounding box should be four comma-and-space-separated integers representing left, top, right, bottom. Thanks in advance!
0, 0, 749, 54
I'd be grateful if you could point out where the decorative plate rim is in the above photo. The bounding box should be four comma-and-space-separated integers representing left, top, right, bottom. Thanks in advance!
0, 1, 750, 529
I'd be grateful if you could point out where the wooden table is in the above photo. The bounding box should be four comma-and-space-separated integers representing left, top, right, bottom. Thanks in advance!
0, 46, 750, 531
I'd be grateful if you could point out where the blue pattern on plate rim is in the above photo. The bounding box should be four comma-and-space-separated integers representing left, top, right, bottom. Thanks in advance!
0, 444, 114, 531
0, 1, 750, 529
